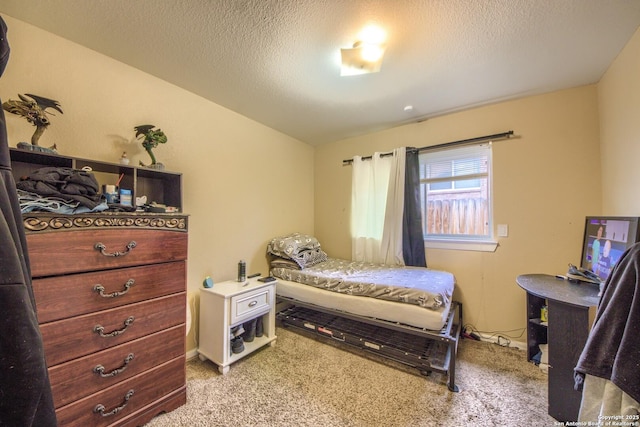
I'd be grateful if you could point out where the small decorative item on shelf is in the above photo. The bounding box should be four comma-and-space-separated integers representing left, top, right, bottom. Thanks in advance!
135, 124, 167, 170
2, 93, 63, 153
135, 195, 147, 208
119, 151, 130, 165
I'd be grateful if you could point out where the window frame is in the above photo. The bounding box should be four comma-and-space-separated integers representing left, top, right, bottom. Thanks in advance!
419, 143, 498, 252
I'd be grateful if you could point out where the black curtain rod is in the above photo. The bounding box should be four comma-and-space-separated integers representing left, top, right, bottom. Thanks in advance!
342, 130, 514, 165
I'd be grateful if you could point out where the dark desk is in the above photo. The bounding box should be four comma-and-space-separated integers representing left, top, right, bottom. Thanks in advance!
516, 274, 600, 423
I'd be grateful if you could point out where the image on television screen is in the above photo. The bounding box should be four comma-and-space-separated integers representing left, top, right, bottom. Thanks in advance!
581, 217, 638, 282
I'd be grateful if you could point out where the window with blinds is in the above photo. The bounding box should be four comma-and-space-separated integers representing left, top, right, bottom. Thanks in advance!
419, 143, 493, 241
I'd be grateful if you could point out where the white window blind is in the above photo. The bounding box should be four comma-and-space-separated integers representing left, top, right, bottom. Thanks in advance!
419, 144, 493, 242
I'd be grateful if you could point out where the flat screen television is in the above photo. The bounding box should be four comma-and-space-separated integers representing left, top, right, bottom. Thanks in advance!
580, 216, 640, 282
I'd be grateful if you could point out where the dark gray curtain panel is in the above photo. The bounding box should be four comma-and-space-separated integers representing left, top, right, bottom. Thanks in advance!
402, 149, 426, 267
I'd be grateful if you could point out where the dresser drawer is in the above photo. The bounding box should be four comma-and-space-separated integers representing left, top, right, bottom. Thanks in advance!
55, 356, 185, 427
27, 228, 188, 277
49, 325, 185, 408
34, 261, 186, 323
41, 293, 185, 366
230, 285, 273, 325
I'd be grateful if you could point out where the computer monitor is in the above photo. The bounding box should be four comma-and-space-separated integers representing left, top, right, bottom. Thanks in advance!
580, 216, 640, 282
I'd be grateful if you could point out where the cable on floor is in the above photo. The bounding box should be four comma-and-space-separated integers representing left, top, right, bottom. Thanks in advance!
463, 323, 526, 347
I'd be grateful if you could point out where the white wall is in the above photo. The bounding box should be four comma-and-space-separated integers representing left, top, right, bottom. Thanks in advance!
315, 86, 602, 336
0, 15, 315, 351
598, 26, 640, 214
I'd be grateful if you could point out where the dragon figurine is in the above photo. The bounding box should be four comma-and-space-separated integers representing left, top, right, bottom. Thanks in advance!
2, 93, 63, 147
135, 124, 167, 169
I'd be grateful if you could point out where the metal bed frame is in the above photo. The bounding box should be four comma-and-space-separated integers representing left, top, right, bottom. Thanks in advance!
276, 295, 463, 392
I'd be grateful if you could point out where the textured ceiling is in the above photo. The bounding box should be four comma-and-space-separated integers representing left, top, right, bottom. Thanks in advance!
1, 0, 639, 145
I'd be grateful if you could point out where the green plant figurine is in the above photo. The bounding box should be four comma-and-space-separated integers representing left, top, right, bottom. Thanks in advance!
135, 124, 167, 169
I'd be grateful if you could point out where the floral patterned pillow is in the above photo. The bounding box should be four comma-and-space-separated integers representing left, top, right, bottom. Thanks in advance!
267, 232, 320, 257
267, 233, 327, 268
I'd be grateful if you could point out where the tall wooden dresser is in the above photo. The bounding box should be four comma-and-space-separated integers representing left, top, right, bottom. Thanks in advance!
24, 212, 188, 427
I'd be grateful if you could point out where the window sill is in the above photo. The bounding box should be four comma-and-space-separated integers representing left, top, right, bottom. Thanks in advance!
424, 239, 499, 252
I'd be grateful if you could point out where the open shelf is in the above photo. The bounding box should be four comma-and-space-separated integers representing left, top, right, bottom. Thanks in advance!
10, 147, 182, 211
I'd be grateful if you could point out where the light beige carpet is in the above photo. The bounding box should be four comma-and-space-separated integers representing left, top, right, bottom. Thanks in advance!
146, 327, 556, 426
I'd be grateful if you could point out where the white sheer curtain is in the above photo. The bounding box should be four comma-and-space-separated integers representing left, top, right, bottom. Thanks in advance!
351, 147, 406, 264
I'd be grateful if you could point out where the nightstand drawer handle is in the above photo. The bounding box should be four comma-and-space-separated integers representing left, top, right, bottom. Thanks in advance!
248, 300, 258, 307
94, 316, 135, 338
93, 353, 135, 378
94, 241, 137, 257
94, 389, 134, 417
93, 279, 135, 298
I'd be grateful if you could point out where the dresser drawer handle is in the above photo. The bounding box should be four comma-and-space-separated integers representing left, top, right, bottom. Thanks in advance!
248, 300, 258, 307
93, 279, 135, 298
93, 389, 134, 417
94, 241, 137, 257
93, 353, 135, 378
93, 316, 135, 338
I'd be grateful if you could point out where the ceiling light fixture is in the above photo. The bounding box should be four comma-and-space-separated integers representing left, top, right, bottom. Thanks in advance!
340, 24, 387, 76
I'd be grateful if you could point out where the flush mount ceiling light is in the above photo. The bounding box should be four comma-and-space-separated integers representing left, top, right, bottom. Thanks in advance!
340, 24, 387, 76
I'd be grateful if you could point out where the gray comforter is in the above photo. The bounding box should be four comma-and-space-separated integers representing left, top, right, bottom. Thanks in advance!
271, 258, 454, 310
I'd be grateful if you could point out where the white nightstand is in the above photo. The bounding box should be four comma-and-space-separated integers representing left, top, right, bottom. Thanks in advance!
198, 277, 277, 374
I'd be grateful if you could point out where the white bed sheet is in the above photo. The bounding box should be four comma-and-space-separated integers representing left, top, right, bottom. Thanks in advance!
276, 278, 450, 330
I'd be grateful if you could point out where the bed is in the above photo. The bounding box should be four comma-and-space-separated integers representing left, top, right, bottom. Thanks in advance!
267, 233, 463, 392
